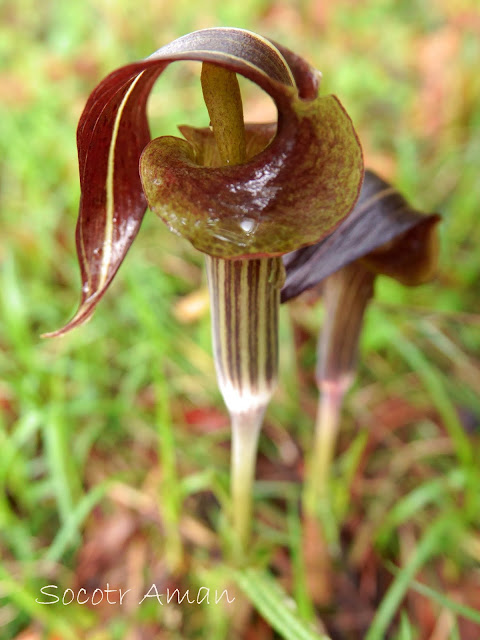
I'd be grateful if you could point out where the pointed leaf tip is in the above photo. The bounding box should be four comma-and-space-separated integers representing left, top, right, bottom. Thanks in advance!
41, 297, 98, 338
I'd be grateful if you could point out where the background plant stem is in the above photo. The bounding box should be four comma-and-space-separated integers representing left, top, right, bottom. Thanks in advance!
303, 264, 374, 517
303, 381, 346, 515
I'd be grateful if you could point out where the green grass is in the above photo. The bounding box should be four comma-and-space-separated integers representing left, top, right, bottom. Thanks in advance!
1, 0, 480, 638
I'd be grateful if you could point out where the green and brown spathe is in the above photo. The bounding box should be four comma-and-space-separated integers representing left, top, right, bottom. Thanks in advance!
46, 27, 363, 337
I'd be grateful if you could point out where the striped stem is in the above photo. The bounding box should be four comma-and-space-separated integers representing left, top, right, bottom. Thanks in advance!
206, 254, 284, 550
304, 262, 375, 516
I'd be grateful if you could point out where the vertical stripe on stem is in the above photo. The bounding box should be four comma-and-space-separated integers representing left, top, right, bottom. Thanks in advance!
206, 256, 282, 412
206, 254, 284, 549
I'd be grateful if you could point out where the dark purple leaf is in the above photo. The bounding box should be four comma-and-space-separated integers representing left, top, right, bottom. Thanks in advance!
281, 170, 441, 302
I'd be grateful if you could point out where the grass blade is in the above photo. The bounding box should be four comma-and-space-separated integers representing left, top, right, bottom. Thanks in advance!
45, 481, 111, 563
366, 516, 453, 640
234, 568, 331, 640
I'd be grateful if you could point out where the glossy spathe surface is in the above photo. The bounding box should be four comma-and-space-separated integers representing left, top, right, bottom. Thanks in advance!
140, 94, 363, 259
47, 28, 363, 335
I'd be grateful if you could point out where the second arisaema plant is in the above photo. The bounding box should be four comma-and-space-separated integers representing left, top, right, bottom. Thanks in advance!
46, 28, 363, 551
283, 170, 441, 515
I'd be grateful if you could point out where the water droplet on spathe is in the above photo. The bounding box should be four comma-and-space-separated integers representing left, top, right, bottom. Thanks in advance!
240, 218, 255, 233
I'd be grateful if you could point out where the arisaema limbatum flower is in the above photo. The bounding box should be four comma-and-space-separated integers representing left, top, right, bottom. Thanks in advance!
45, 28, 364, 550
282, 170, 441, 513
